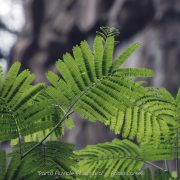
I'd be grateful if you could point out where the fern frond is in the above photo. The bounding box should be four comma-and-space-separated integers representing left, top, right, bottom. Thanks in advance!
76, 138, 179, 179
138, 125, 180, 162
4, 141, 76, 180
109, 88, 177, 144
103, 36, 114, 75
113, 68, 154, 77
0, 63, 63, 142
46, 35, 153, 126
76, 139, 144, 178
141, 143, 179, 161
93, 36, 103, 79
110, 43, 140, 72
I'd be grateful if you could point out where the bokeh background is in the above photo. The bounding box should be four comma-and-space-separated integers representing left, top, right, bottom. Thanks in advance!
0, 0, 180, 149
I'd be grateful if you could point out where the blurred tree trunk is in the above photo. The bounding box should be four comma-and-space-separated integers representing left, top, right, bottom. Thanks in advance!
10, 0, 180, 148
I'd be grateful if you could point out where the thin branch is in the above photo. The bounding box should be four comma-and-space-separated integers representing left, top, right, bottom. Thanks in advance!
164, 160, 174, 178
21, 87, 90, 159
144, 161, 166, 171
164, 160, 169, 172
21, 110, 72, 159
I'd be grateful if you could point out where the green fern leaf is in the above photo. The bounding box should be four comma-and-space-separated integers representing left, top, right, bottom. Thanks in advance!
93, 36, 103, 78
113, 68, 154, 77
110, 43, 140, 72
76, 139, 144, 178
103, 36, 114, 75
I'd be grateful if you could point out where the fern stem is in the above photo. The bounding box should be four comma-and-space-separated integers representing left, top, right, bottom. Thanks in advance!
164, 160, 170, 172
21, 86, 89, 159
21, 89, 88, 159
164, 160, 172, 177
144, 161, 166, 171
21, 110, 73, 159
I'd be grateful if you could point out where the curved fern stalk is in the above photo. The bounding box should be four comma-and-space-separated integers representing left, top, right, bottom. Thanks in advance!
46, 32, 153, 129
76, 139, 169, 179
21, 84, 88, 159
109, 88, 178, 144
21, 87, 91, 159
0, 142, 76, 180
20, 90, 75, 144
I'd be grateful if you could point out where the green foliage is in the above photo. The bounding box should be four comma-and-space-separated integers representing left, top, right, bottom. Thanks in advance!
96, 26, 120, 43
0, 141, 76, 180
76, 138, 180, 179
0, 63, 66, 144
0, 27, 179, 179
46, 33, 153, 128
109, 88, 177, 144
110, 42, 140, 72
76, 139, 144, 178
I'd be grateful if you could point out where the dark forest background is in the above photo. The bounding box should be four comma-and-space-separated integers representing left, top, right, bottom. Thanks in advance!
0, 0, 180, 149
